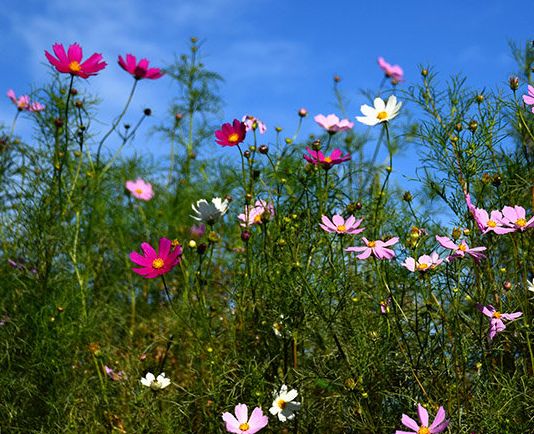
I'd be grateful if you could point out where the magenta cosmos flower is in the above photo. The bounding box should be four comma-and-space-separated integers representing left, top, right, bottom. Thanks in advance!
346, 237, 399, 260
45, 43, 106, 78
313, 114, 354, 133
7, 89, 45, 112
129, 238, 182, 278
215, 119, 247, 147
320, 214, 364, 235
303, 147, 351, 170
118, 54, 164, 80
395, 403, 449, 434
377, 57, 404, 83
242, 115, 267, 134
238, 200, 275, 226
522, 84, 534, 113
402, 252, 442, 272
500, 205, 534, 231
222, 403, 268, 434
435, 235, 486, 262
477, 304, 522, 340
125, 178, 154, 201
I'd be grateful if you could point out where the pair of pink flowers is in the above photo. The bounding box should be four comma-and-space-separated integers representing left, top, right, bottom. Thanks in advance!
238, 200, 275, 226
7, 89, 45, 112
242, 115, 267, 134
346, 237, 399, 260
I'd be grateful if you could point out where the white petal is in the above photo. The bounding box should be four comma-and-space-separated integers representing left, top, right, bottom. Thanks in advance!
373, 97, 385, 111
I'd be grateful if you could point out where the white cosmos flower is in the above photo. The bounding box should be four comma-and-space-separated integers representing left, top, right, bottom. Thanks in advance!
355, 95, 402, 126
140, 372, 171, 390
528, 278, 534, 293
191, 197, 229, 225
269, 384, 301, 422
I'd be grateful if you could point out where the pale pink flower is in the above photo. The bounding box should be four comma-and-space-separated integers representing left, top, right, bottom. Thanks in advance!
475, 209, 516, 235
402, 252, 442, 272
346, 237, 398, 260
319, 214, 364, 235
395, 403, 449, 434
377, 57, 404, 83
222, 403, 268, 434
476, 304, 522, 340
104, 365, 126, 381
238, 200, 275, 226
435, 235, 487, 262
500, 205, 534, 231
125, 178, 154, 201
7, 89, 45, 112
313, 114, 354, 133
522, 84, 534, 113
242, 115, 267, 134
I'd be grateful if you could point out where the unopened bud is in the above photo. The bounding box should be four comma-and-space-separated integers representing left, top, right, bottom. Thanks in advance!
481, 173, 491, 184
175, 113, 183, 122
492, 174, 502, 187
54, 118, 64, 128
298, 108, 308, 117
451, 228, 462, 240
275, 126, 282, 133
421, 68, 428, 77
197, 243, 207, 255
243, 150, 251, 158
241, 231, 251, 242
188, 240, 197, 248
333, 75, 341, 83
311, 139, 321, 151
284, 138, 292, 145
403, 191, 413, 202
509, 76, 519, 91
455, 122, 463, 132
475, 94, 484, 103
259, 144, 268, 154
143, 108, 152, 116
503, 281, 512, 290
468, 120, 478, 132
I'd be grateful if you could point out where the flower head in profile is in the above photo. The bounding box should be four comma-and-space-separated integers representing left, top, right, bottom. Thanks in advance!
346, 237, 398, 260
45, 43, 106, 78
303, 147, 351, 170
125, 178, 154, 201
320, 214, 364, 235
215, 119, 247, 147
104, 365, 126, 381
476, 304, 522, 340
140, 372, 171, 390
395, 403, 449, 434
129, 238, 182, 278
238, 200, 275, 226
402, 252, 442, 272
377, 57, 404, 83
436, 235, 486, 262
118, 54, 164, 80
7, 90, 45, 112
242, 115, 267, 134
269, 384, 301, 422
313, 114, 354, 133
356, 95, 402, 126
522, 84, 534, 113
222, 403, 268, 434
191, 197, 229, 225
500, 205, 534, 231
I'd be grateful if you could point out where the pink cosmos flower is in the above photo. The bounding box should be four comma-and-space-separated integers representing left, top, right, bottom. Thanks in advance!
104, 366, 126, 381
215, 119, 247, 147
402, 252, 442, 272
476, 304, 522, 340
118, 54, 164, 80
500, 205, 534, 231
45, 43, 106, 78
242, 115, 267, 134
319, 214, 365, 235
313, 114, 354, 133
303, 147, 351, 170
377, 57, 404, 83
129, 237, 182, 279
435, 235, 487, 262
522, 84, 534, 113
475, 209, 516, 235
7, 90, 45, 112
125, 178, 154, 201
190, 224, 206, 239
238, 200, 275, 226
222, 403, 268, 434
346, 237, 399, 260
395, 403, 449, 434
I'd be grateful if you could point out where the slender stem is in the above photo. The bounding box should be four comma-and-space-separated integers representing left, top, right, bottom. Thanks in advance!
10, 110, 20, 137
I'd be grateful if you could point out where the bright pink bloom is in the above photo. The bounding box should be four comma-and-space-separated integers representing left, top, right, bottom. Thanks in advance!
319, 214, 364, 235
435, 235, 487, 262
215, 119, 247, 147
222, 403, 268, 434
303, 147, 351, 170
129, 238, 182, 279
242, 115, 267, 134
395, 403, 449, 434
313, 114, 354, 133
45, 43, 106, 78
402, 252, 442, 272
125, 178, 154, 201
377, 57, 404, 83
476, 304, 522, 340
500, 205, 534, 231
523, 84, 534, 113
238, 200, 275, 226
118, 54, 164, 80
7, 89, 45, 112
346, 237, 398, 260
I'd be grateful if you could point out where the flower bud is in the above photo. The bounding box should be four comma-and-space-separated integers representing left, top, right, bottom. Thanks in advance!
284, 138, 293, 145
333, 75, 341, 83
492, 174, 502, 187
245, 193, 253, 204
298, 108, 308, 117
259, 144, 269, 154
509, 76, 519, 91
188, 240, 197, 248
421, 68, 428, 77
311, 139, 321, 151
275, 126, 282, 132
402, 191, 413, 202
124, 123, 131, 130
197, 243, 207, 255
143, 108, 152, 116
175, 113, 183, 122
54, 118, 64, 129
475, 94, 484, 103
241, 231, 251, 242
503, 281, 512, 290
451, 228, 462, 240
454, 122, 463, 132
208, 231, 221, 243
468, 120, 478, 133
243, 150, 251, 158
481, 173, 491, 184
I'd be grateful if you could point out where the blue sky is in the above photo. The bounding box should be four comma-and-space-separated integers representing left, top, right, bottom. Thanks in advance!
1, 0, 533, 188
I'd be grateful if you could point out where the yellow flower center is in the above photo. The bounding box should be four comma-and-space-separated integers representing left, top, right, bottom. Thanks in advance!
418, 427, 430, 434
458, 243, 467, 251
376, 111, 388, 120
135, 188, 143, 194
239, 422, 250, 431
337, 225, 346, 232
171, 239, 181, 248
152, 258, 165, 269
368, 241, 376, 247
323, 156, 332, 163
253, 214, 262, 224
69, 61, 81, 73
487, 220, 497, 228
277, 399, 287, 409
493, 311, 502, 319
228, 133, 239, 143
417, 263, 429, 270
516, 218, 526, 227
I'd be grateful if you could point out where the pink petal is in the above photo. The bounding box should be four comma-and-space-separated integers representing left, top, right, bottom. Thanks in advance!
429, 406, 446, 431
222, 412, 241, 433
140, 242, 157, 259
234, 403, 248, 424
401, 414, 420, 431
417, 404, 429, 427
129, 251, 152, 266
158, 238, 171, 259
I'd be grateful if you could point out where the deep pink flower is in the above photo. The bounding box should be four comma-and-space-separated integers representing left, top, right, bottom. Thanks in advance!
215, 119, 247, 147
435, 235, 487, 262
395, 403, 449, 434
313, 114, 354, 133
238, 200, 275, 226
522, 84, 534, 113
129, 238, 182, 278
7, 89, 45, 112
346, 237, 398, 260
500, 205, 534, 231
402, 252, 442, 272
45, 43, 106, 78
118, 54, 164, 80
377, 57, 404, 83
476, 304, 522, 340
241, 115, 267, 134
319, 214, 364, 235
303, 147, 351, 170
125, 178, 154, 201
222, 403, 268, 434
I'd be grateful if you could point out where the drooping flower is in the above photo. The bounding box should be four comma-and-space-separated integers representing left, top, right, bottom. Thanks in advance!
191, 197, 229, 225
500, 205, 534, 231
355, 95, 402, 126
7, 89, 45, 112
346, 237, 399, 260
402, 252, 443, 272
140, 372, 171, 390
222, 403, 268, 434
435, 235, 487, 262
269, 385, 301, 422
125, 178, 154, 201
238, 200, 275, 226
242, 115, 267, 134
395, 403, 449, 434
319, 214, 364, 235
313, 114, 354, 133
303, 147, 351, 170
377, 57, 404, 83
104, 365, 126, 381
45, 43, 106, 78
522, 84, 534, 113
118, 54, 164, 80
476, 304, 522, 340
129, 238, 182, 278
215, 119, 247, 147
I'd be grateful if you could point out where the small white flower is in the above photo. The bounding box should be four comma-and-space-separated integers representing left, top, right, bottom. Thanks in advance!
272, 314, 287, 338
269, 384, 301, 422
191, 197, 229, 225
355, 95, 402, 126
528, 279, 534, 293
140, 372, 171, 390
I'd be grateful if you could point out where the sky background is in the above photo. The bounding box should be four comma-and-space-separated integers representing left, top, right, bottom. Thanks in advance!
1, 0, 533, 192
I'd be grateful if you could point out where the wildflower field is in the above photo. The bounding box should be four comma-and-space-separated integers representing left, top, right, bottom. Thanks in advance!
1, 38, 533, 433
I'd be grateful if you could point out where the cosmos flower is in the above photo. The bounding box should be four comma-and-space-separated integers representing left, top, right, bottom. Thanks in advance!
191, 197, 229, 225
125, 178, 154, 201
395, 403, 449, 434
7, 89, 45, 112
346, 237, 399, 260
45, 43, 106, 78
377, 57, 404, 83
222, 404, 268, 434
474, 209, 516, 235
476, 304, 522, 340
522, 84, 534, 113
242, 115, 267, 134
238, 200, 275, 226
303, 147, 351, 170
319, 214, 364, 235
104, 366, 126, 381
269, 385, 301, 422
500, 205, 534, 231
313, 114, 354, 133
129, 237, 182, 279
402, 252, 442, 272
140, 372, 171, 390
190, 224, 206, 239
215, 119, 247, 147
355, 95, 402, 126
435, 235, 486, 262
118, 54, 164, 80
